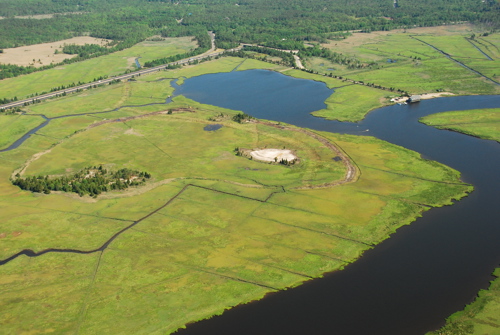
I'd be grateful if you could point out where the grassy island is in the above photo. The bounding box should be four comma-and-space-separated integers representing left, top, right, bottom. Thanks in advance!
421, 108, 500, 143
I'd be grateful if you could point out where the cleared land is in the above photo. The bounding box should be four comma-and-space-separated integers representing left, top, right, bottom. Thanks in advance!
0, 58, 471, 334
0, 36, 110, 67
0, 36, 197, 100
420, 108, 500, 142
249, 149, 297, 162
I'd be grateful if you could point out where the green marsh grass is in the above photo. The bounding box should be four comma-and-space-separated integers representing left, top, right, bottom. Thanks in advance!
319, 30, 500, 95
283, 69, 387, 121
421, 108, 500, 142
0, 114, 46, 150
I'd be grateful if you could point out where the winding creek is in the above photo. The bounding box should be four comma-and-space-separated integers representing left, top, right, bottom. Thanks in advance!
1, 69, 499, 334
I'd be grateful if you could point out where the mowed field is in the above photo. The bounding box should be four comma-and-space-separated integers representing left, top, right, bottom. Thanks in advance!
314, 25, 500, 96
421, 108, 500, 143
0, 58, 472, 334
0, 36, 197, 100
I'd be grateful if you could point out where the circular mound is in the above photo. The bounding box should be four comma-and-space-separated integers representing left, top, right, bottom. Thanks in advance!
250, 149, 297, 162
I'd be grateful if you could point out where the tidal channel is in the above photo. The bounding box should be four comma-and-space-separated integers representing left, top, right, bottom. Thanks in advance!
173, 69, 500, 335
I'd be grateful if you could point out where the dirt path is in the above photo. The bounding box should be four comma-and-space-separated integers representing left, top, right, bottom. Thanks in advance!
255, 121, 359, 189
293, 54, 305, 69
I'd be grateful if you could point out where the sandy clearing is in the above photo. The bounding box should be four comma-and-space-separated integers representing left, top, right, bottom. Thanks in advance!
0, 12, 86, 20
391, 92, 454, 103
420, 92, 455, 99
250, 149, 297, 162
0, 36, 111, 67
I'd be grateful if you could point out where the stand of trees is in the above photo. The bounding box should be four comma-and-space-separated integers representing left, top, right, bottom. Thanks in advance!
0, 0, 498, 51
12, 166, 151, 197
61, 43, 108, 57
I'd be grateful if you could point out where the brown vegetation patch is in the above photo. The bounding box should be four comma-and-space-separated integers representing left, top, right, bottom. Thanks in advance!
0, 36, 111, 67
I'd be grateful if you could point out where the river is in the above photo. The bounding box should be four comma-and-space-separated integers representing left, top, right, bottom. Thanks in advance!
171, 69, 500, 334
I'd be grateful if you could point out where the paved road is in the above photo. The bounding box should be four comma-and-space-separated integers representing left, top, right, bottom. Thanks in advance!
0, 32, 242, 110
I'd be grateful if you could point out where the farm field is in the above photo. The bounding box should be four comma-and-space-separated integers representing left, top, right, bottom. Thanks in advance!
0, 58, 472, 334
315, 25, 500, 95
0, 36, 197, 101
420, 108, 500, 142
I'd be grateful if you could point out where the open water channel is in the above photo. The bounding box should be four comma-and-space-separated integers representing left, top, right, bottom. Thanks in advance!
172, 69, 500, 334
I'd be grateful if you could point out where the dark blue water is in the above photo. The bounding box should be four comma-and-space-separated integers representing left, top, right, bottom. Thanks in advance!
203, 124, 223, 131
174, 70, 500, 335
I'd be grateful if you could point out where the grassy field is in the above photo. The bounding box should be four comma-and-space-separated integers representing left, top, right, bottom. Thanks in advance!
428, 268, 500, 335
316, 25, 500, 95
415, 34, 500, 83
0, 36, 196, 101
0, 58, 472, 334
420, 108, 500, 142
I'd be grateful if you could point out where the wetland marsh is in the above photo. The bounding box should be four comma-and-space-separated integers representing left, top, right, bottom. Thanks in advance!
0, 58, 479, 334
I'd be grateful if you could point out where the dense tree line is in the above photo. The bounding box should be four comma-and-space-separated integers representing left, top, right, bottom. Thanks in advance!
242, 46, 295, 67
12, 166, 151, 197
61, 43, 108, 57
0, 0, 498, 51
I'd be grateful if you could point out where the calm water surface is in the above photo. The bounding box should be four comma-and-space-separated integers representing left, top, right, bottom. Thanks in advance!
174, 70, 500, 335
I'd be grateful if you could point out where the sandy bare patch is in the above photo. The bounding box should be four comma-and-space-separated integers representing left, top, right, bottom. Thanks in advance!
0, 36, 111, 67
124, 128, 144, 136
391, 92, 454, 104
250, 149, 297, 162
0, 12, 86, 20
420, 92, 455, 99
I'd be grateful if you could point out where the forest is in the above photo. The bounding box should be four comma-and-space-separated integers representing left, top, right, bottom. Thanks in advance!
0, 0, 498, 50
